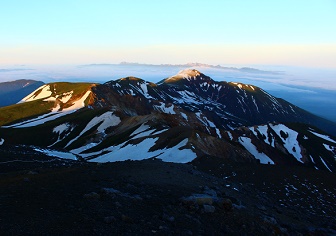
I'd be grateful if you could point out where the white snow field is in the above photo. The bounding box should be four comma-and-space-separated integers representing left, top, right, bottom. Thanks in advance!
239, 137, 274, 164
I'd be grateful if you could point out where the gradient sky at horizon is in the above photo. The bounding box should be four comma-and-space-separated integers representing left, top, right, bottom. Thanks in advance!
1, 0, 336, 68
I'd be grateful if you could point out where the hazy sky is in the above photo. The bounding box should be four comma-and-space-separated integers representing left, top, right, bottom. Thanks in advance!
1, 0, 336, 67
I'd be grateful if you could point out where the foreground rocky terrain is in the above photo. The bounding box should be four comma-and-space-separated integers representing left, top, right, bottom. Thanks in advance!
0, 145, 335, 235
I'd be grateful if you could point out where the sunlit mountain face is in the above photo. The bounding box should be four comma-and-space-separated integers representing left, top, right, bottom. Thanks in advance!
1, 63, 335, 123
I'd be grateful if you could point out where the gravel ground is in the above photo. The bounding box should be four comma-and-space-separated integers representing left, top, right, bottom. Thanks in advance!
0, 145, 335, 235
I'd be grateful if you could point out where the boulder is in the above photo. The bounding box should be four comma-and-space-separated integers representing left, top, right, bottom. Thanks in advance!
203, 204, 215, 213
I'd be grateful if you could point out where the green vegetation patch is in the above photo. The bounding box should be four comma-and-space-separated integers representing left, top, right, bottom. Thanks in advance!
0, 100, 54, 126
49, 82, 95, 96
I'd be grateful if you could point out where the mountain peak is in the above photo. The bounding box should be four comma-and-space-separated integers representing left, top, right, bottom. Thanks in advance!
119, 76, 144, 82
177, 69, 201, 77
163, 69, 213, 84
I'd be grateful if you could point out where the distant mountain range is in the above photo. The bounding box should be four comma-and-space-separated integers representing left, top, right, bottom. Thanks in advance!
0, 79, 44, 107
80, 62, 283, 75
0, 69, 335, 172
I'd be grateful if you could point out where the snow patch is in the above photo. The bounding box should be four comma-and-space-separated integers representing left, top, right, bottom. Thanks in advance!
52, 104, 61, 112
50, 123, 74, 147
270, 124, 303, 163
59, 91, 73, 103
251, 96, 259, 112
320, 156, 332, 172
249, 127, 258, 137
132, 129, 156, 139
180, 112, 188, 121
21, 85, 53, 102
131, 124, 151, 137
175, 90, 201, 105
70, 143, 98, 155
215, 128, 222, 138
323, 144, 334, 152
239, 137, 274, 164
65, 111, 120, 148
157, 138, 196, 163
128, 89, 135, 96
139, 83, 151, 98
203, 116, 216, 128
196, 112, 209, 126
232, 82, 243, 89
131, 127, 170, 140
94, 112, 121, 133
309, 131, 336, 144
150, 129, 169, 136
89, 138, 159, 163
62, 90, 91, 111
254, 125, 274, 147
88, 137, 196, 164
196, 112, 220, 137
34, 148, 78, 160
43, 97, 57, 102
310, 155, 316, 164
227, 132, 233, 141
53, 123, 71, 134
154, 102, 176, 114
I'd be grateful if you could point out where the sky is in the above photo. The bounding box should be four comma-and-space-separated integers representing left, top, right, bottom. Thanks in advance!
1, 0, 336, 68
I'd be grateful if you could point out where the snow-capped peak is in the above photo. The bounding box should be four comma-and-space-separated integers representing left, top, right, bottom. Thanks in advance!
177, 69, 201, 78
164, 69, 212, 84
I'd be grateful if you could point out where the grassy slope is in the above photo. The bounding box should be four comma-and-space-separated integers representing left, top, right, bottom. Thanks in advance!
0, 100, 54, 126
0, 82, 95, 126
0, 108, 107, 147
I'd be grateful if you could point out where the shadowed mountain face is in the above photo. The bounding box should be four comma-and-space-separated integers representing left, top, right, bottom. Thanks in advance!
0, 79, 44, 107
0, 69, 335, 172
